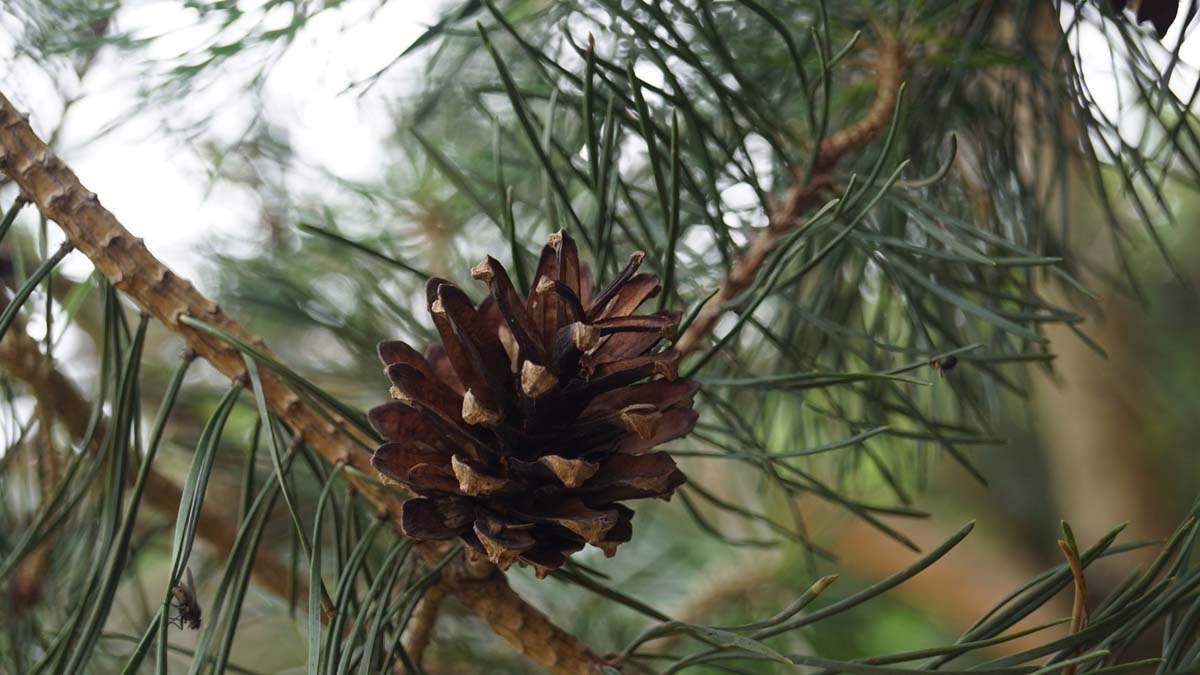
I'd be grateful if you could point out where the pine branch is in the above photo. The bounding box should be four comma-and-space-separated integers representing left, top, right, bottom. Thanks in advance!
675, 34, 905, 355
0, 311, 302, 603
0, 91, 607, 674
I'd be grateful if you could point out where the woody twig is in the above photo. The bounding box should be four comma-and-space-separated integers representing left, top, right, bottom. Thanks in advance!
675, 36, 905, 355
0, 311, 303, 604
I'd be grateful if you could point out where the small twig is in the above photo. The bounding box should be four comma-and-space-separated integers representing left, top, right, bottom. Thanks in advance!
646, 552, 784, 654
815, 36, 906, 171
674, 35, 906, 356
1, 309, 69, 612
8, 402, 62, 613
0, 310, 303, 603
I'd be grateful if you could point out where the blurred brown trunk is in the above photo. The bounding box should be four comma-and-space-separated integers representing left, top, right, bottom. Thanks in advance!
1014, 4, 1174, 571
822, 1, 1176, 641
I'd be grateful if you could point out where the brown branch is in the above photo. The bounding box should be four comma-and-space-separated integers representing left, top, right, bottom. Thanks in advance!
674, 36, 905, 355
9, 404, 55, 612
400, 584, 447, 672
0, 311, 303, 602
815, 37, 906, 172
0, 91, 605, 675
10, 403, 62, 611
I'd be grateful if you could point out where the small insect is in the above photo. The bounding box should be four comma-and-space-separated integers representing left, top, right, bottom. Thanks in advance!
929, 354, 959, 377
169, 567, 202, 630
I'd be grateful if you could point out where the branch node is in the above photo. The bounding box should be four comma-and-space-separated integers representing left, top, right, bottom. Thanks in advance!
462, 549, 496, 580
284, 394, 302, 414
100, 230, 123, 249
46, 186, 70, 212
602, 653, 625, 671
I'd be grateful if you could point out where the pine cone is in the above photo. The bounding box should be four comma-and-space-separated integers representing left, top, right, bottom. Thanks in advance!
369, 232, 698, 576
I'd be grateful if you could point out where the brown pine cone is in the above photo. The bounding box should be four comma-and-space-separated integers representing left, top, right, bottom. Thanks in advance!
369, 231, 698, 577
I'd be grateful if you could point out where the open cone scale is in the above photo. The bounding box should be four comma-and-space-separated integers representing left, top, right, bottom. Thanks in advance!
369, 231, 698, 577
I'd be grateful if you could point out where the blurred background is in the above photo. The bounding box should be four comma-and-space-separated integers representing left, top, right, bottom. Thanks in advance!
0, 1, 1197, 673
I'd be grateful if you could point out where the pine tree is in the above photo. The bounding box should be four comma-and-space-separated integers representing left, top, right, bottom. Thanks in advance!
0, 1, 1196, 673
